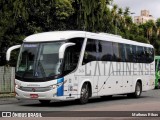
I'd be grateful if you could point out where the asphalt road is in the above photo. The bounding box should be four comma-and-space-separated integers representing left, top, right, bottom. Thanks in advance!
1, 89, 160, 119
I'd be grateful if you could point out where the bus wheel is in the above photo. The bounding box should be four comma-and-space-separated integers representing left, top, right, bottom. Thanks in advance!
135, 82, 142, 97
79, 83, 89, 104
128, 82, 142, 98
39, 100, 50, 105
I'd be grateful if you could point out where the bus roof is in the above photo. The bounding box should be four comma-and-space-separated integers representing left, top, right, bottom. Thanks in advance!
24, 31, 86, 42
24, 31, 153, 48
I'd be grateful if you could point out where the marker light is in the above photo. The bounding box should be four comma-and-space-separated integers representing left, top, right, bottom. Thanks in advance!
15, 84, 20, 89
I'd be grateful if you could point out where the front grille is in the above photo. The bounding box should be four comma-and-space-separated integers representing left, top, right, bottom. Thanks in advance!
19, 86, 51, 92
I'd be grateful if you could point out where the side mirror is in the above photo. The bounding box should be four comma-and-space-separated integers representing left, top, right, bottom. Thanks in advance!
6, 45, 21, 61
59, 42, 75, 60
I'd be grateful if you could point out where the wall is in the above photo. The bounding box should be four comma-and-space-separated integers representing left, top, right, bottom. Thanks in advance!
0, 66, 15, 93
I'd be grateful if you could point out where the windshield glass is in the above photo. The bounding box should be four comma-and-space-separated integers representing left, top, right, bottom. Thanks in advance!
16, 38, 84, 82
16, 42, 64, 81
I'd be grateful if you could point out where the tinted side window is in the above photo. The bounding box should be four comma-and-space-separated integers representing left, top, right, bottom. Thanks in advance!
143, 47, 148, 63
137, 46, 144, 63
132, 45, 137, 62
126, 44, 133, 62
148, 48, 154, 63
119, 43, 126, 62
98, 41, 113, 61
112, 42, 120, 62
83, 39, 97, 65
145, 47, 149, 63
63, 38, 84, 75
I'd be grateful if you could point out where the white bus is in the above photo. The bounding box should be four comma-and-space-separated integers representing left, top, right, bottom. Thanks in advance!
6, 31, 155, 104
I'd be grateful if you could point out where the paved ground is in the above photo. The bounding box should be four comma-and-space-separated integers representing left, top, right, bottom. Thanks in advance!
0, 89, 160, 119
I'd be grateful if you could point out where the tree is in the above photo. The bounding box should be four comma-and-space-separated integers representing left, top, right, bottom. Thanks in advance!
156, 18, 160, 38
125, 16, 132, 30
110, 4, 118, 34
144, 20, 155, 41
123, 7, 130, 17
123, 7, 131, 28
76, 0, 108, 31
0, 0, 75, 66
118, 8, 123, 15
1, 0, 160, 66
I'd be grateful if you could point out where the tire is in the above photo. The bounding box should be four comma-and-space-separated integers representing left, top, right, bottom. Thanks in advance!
127, 82, 142, 98
39, 100, 50, 105
79, 83, 90, 104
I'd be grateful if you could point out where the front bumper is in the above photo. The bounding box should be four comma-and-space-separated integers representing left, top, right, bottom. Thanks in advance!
15, 88, 65, 100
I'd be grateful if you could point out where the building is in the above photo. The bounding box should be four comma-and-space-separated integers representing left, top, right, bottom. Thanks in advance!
134, 10, 156, 24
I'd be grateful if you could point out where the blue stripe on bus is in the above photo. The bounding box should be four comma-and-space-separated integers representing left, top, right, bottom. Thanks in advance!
57, 77, 64, 96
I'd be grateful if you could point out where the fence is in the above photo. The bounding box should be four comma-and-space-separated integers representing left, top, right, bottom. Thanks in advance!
0, 66, 15, 93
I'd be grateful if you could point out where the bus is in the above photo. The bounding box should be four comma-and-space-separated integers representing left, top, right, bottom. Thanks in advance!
155, 56, 160, 89
6, 31, 155, 104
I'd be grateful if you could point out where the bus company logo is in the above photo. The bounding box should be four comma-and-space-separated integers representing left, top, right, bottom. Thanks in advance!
2, 112, 11, 117
32, 88, 36, 92
75, 62, 154, 76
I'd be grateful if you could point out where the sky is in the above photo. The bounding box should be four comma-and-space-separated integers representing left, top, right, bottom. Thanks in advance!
113, 0, 160, 19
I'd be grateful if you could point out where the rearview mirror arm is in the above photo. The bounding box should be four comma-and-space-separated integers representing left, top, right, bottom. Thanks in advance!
6, 45, 21, 61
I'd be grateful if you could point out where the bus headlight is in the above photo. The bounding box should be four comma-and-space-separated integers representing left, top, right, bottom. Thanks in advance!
52, 84, 57, 89
15, 84, 21, 89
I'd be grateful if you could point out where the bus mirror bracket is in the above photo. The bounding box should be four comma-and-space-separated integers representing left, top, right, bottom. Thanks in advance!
6, 45, 21, 61
59, 42, 75, 61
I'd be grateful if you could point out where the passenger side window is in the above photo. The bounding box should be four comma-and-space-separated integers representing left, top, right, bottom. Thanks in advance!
148, 48, 154, 63
143, 47, 148, 63
119, 43, 126, 62
63, 38, 84, 75
82, 39, 154, 64
98, 41, 113, 61
137, 46, 144, 63
126, 44, 133, 62
112, 42, 120, 62
132, 45, 137, 62
83, 39, 97, 65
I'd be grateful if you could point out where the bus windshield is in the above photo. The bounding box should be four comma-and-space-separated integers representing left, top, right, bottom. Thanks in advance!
16, 42, 65, 81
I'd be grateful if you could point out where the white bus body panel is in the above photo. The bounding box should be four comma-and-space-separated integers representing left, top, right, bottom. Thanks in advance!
14, 31, 155, 101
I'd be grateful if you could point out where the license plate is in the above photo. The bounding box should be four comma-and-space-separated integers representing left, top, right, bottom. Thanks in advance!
30, 94, 39, 98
